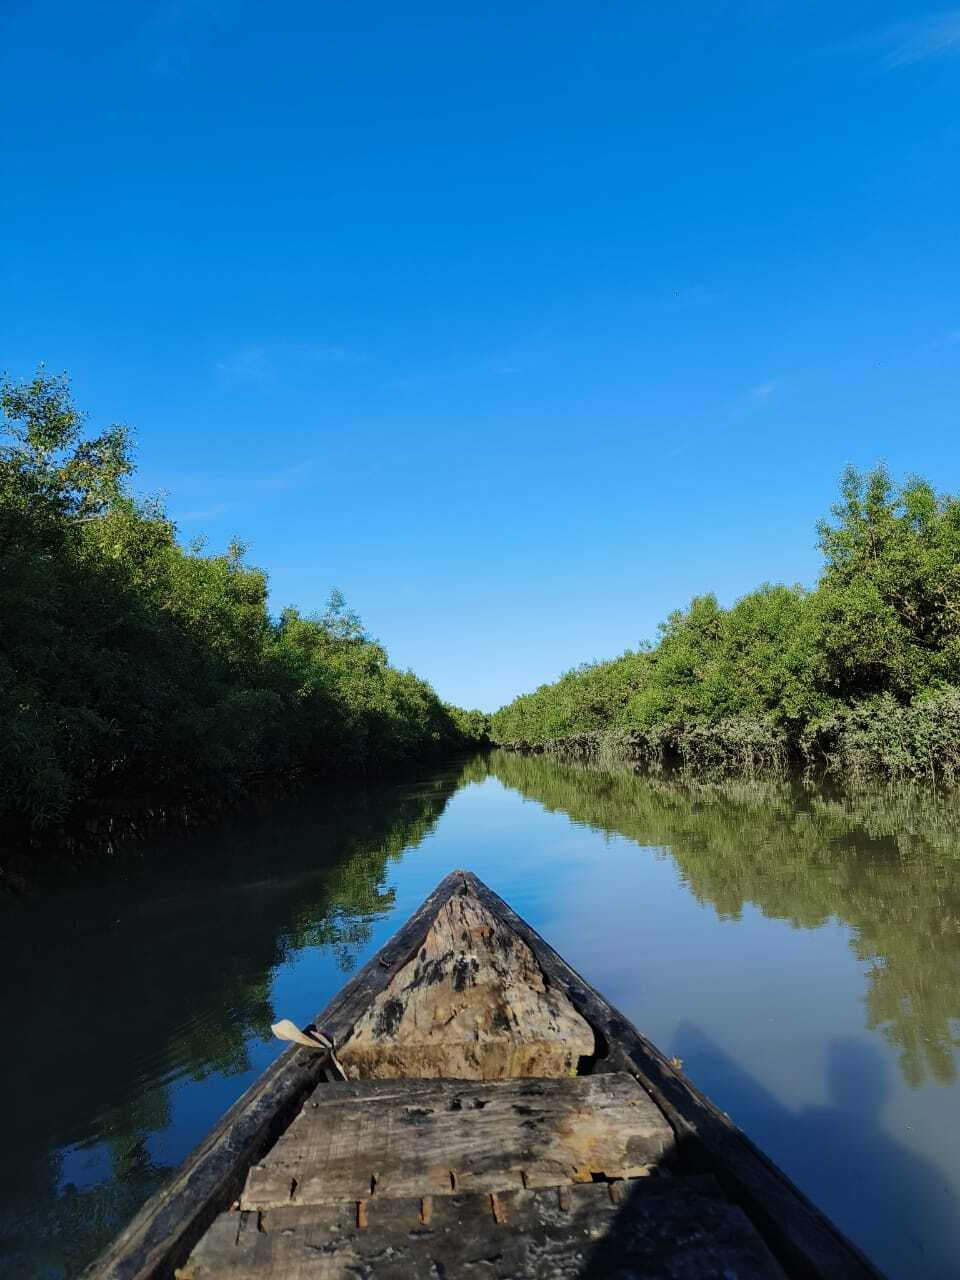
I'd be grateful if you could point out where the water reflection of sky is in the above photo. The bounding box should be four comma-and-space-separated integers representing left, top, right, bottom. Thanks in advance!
5, 760, 960, 1279
56, 1142, 113, 1195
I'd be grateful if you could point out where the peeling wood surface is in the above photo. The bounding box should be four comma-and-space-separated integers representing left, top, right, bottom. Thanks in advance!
182, 1178, 788, 1279
338, 891, 594, 1079
241, 1074, 674, 1208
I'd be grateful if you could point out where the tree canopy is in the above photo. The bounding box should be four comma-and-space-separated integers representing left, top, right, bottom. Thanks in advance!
0, 371, 487, 840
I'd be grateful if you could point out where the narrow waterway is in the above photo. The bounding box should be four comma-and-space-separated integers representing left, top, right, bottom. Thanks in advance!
3, 753, 960, 1278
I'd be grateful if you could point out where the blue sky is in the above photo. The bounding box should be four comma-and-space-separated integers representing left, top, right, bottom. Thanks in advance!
3, 2, 959, 710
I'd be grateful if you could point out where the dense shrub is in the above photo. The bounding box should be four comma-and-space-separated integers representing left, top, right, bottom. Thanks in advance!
502, 719, 790, 777
802, 686, 960, 785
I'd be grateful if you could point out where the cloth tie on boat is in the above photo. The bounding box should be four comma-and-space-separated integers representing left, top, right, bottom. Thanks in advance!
271, 1019, 346, 1079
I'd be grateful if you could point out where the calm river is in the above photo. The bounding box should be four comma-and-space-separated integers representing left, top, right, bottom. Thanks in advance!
3, 752, 960, 1278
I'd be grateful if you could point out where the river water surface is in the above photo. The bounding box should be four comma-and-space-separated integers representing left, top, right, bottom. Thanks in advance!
4, 752, 960, 1278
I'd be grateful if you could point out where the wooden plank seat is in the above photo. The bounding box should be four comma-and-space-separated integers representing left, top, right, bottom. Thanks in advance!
241, 1074, 676, 1209
182, 1176, 788, 1279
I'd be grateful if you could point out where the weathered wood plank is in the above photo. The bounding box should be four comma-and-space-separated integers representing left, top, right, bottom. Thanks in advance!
182, 1178, 788, 1279
339, 890, 594, 1079
241, 1073, 675, 1208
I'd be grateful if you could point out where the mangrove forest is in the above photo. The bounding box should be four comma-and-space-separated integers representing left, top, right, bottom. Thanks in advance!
6, 366, 960, 860
490, 463, 960, 783
0, 371, 487, 848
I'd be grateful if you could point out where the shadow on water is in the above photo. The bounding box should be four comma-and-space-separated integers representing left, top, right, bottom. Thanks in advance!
575, 1029, 956, 1280
666, 1024, 958, 1280
0, 761, 468, 1279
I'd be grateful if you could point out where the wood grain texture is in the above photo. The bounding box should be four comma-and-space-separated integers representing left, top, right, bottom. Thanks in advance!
182, 1178, 789, 1279
339, 890, 594, 1079
241, 1073, 674, 1208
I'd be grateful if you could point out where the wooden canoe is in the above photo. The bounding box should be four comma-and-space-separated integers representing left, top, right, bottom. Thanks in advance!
84, 870, 885, 1280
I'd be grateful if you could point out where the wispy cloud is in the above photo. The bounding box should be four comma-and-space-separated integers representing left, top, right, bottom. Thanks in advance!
385, 341, 551, 392
215, 345, 271, 383
926, 327, 960, 350
666, 283, 718, 312
178, 502, 234, 522
747, 381, 778, 401
214, 339, 364, 384
260, 457, 319, 492
170, 457, 320, 532
868, 11, 960, 68
296, 341, 360, 366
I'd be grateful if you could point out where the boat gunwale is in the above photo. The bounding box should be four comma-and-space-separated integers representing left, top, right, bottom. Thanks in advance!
82, 869, 885, 1280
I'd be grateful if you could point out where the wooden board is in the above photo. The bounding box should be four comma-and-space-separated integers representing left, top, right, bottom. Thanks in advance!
181, 1177, 788, 1279
241, 1074, 675, 1208
338, 890, 594, 1079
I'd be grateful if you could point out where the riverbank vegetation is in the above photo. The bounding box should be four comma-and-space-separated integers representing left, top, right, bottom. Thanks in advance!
490, 466, 960, 783
0, 371, 486, 842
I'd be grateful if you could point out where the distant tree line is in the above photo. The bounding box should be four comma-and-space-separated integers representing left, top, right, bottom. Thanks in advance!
490, 465, 960, 782
0, 371, 488, 838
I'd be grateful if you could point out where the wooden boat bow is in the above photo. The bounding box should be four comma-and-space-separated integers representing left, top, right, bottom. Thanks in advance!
84, 870, 884, 1280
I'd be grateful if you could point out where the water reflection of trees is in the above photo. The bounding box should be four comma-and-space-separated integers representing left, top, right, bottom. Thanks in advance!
0, 765, 464, 1279
489, 752, 960, 1090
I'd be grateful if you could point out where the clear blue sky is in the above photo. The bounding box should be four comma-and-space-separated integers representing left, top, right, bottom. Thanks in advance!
3, 2, 959, 711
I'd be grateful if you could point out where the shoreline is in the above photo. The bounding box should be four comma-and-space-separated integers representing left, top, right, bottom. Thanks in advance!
0, 749, 492, 893
492, 695, 960, 788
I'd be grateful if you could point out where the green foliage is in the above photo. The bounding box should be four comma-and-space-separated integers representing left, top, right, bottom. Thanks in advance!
803, 686, 960, 785
0, 371, 484, 838
490, 464, 960, 780
812, 465, 960, 699
443, 704, 492, 745
0, 368, 132, 522
489, 650, 651, 743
